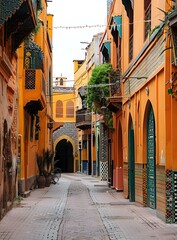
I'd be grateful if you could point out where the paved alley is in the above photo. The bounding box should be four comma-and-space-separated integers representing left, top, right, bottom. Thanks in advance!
0, 173, 177, 240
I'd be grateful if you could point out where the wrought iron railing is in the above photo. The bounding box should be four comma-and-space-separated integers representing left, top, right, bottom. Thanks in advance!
76, 108, 91, 129
109, 70, 121, 96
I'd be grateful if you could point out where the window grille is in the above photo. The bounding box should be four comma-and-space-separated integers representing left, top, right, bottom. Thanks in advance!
25, 70, 36, 89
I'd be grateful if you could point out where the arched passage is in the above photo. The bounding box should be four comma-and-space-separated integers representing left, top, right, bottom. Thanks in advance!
54, 139, 74, 173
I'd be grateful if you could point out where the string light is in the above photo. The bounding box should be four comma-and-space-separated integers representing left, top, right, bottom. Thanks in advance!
49, 18, 160, 30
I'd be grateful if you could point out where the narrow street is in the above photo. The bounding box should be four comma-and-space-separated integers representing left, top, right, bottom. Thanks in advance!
0, 173, 177, 240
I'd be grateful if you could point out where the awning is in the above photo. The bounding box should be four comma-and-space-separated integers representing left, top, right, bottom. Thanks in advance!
101, 41, 111, 58
111, 16, 122, 38
122, 0, 133, 17
24, 100, 44, 115
0, 0, 24, 26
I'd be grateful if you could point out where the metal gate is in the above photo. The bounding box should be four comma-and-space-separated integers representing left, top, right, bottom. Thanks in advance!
147, 106, 156, 209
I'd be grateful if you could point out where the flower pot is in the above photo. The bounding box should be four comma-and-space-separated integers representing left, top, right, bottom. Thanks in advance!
37, 175, 46, 188
45, 175, 51, 187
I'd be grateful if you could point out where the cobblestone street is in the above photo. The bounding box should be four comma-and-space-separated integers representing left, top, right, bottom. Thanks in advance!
0, 173, 177, 240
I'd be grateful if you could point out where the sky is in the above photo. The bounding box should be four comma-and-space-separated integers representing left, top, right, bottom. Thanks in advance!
47, 0, 107, 86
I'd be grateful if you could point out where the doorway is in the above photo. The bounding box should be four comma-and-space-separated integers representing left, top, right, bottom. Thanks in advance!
55, 139, 74, 173
146, 105, 156, 209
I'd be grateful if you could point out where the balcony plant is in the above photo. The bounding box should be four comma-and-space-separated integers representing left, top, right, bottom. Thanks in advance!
153, 1, 177, 97
87, 63, 117, 129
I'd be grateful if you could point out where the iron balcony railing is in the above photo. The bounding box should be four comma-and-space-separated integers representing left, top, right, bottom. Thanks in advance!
76, 108, 91, 130
109, 69, 121, 96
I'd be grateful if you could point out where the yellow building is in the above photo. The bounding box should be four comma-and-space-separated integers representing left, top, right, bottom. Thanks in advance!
18, 0, 53, 193
0, 0, 38, 218
74, 33, 103, 176
52, 76, 77, 172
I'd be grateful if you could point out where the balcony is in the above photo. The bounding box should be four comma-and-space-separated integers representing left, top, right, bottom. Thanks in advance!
1, 0, 39, 52
107, 69, 122, 113
76, 108, 91, 130
24, 69, 46, 114
24, 35, 44, 71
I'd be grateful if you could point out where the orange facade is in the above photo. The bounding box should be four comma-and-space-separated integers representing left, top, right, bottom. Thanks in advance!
18, 1, 53, 194
102, 0, 177, 222
0, 0, 40, 218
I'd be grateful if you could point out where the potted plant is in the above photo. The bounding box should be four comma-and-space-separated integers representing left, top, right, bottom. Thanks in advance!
36, 154, 46, 188
44, 149, 54, 187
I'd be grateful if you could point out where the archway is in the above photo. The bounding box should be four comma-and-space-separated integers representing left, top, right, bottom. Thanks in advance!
54, 139, 74, 173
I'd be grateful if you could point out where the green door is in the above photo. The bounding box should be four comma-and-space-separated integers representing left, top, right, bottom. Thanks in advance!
147, 106, 156, 209
128, 120, 135, 202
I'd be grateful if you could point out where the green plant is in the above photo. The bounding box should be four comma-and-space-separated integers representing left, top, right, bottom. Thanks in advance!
43, 149, 54, 177
152, 1, 177, 46
37, 0, 43, 11
33, 0, 43, 34
36, 155, 44, 176
86, 63, 116, 129
87, 63, 117, 110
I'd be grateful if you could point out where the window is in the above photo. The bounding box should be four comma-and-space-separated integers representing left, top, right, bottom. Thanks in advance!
82, 140, 87, 149
110, 16, 122, 69
144, 0, 151, 40
56, 100, 63, 118
25, 70, 36, 89
66, 100, 74, 117
60, 78, 63, 86
129, 6, 133, 62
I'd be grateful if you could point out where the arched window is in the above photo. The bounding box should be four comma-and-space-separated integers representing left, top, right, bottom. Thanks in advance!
56, 100, 63, 118
60, 78, 63, 86
66, 100, 74, 118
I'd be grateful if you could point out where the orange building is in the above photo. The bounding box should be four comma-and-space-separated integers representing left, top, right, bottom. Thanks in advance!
101, 0, 177, 222
17, 0, 53, 194
0, 1, 38, 218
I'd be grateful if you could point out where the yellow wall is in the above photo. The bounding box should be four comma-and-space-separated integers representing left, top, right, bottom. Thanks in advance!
53, 90, 76, 123
17, 0, 53, 192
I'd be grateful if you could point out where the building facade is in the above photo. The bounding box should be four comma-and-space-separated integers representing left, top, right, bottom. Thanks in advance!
17, 0, 53, 194
52, 76, 77, 173
74, 33, 103, 177
0, 0, 40, 218
102, 0, 177, 223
